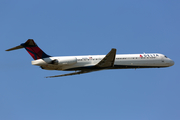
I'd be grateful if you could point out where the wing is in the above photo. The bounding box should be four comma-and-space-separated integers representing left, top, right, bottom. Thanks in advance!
46, 48, 117, 78
46, 70, 93, 78
95, 48, 116, 68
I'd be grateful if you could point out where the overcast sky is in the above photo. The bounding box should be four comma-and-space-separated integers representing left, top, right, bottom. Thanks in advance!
1, 0, 180, 120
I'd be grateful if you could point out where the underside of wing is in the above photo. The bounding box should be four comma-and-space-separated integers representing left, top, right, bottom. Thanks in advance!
46, 70, 93, 78
95, 48, 116, 68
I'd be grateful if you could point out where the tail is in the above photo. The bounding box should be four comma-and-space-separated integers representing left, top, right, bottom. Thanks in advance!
6, 39, 51, 60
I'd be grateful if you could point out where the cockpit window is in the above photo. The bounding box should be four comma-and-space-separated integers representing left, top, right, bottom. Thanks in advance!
164, 56, 167, 58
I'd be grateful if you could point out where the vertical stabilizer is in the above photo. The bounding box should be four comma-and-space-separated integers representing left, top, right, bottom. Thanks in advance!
6, 39, 51, 60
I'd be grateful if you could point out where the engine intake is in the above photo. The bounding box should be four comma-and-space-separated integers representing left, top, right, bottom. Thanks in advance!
50, 59, 59, 65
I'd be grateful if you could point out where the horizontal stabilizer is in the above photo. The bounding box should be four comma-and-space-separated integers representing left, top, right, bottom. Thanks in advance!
6, 45, 24, 51
6, 39, 51, 60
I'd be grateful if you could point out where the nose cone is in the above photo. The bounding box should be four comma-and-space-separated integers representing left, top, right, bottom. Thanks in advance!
166, 59, 174, 66
169, 60, 174, 66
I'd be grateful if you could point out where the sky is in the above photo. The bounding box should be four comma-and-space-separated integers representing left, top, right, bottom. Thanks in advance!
0, 0, 180, 120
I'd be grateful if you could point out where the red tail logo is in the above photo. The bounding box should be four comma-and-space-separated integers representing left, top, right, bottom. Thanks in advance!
21, 39, 51, 60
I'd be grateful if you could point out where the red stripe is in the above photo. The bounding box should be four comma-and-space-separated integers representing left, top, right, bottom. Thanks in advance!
26, 47, 43, 60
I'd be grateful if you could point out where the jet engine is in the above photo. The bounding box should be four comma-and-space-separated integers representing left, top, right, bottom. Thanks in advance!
50, 57, 77, 65
50, 59, 59, 65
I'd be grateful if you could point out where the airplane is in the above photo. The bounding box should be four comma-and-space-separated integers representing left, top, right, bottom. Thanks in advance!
6, 39, 174, 78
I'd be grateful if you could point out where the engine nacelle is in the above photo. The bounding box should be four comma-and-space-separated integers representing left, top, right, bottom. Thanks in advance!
50, 59, 59, 65
56, 57, 77, 65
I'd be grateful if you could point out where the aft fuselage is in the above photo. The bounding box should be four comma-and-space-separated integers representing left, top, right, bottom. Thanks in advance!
32, 53, 174, 71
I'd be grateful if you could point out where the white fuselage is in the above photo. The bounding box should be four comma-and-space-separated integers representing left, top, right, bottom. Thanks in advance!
31, 53, 174, 71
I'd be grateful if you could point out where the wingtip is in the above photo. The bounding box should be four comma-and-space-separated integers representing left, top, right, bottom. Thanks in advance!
111, 48, 117, 51
45, 76, 51, 78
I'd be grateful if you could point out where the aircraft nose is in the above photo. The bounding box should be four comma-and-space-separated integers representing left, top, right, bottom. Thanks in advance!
170, 60, 174, 66
168, 59, 174, 66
